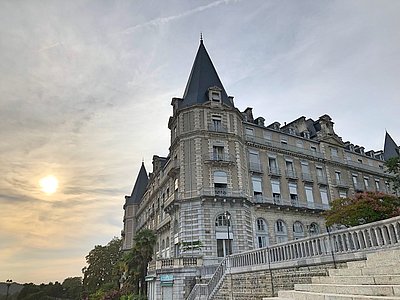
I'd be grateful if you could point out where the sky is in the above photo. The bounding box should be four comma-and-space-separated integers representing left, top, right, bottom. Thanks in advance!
1, 0, 399, 284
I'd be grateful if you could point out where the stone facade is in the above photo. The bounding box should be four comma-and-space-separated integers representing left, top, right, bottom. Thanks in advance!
121, 40, 395, 300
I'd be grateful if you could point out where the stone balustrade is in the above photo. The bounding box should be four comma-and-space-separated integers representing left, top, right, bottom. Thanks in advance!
186, 216, 400, 299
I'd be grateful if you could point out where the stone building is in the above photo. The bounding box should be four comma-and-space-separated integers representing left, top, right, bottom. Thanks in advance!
121, 39, 397, 300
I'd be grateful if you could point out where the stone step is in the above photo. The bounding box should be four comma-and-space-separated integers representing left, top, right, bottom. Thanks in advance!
367, 249, 400, 264
278, 290, 400, 300
329, 266, 400, 276
312, 275, 400, 285
294, 283, 400, 297
346, 260, 367, 269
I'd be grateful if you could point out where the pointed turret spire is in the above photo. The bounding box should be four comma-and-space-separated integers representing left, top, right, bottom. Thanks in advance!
384, 131, 400, 160
180, 39, 232, 108
125, 162, 148, 205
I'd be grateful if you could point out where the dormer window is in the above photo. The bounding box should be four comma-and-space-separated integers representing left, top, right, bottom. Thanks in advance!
288, 127, 296, 135
209, 88, 222, 103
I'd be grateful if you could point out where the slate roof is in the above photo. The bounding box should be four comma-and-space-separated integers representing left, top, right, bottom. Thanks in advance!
125, 162, 148, 205
180, 39, 232, 108
383, 132, 400, 160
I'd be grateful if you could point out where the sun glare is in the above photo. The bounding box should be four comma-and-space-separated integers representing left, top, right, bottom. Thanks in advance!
39, 175, 59, 194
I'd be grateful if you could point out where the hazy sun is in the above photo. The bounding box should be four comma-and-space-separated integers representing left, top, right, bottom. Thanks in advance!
39, 175, 59, 194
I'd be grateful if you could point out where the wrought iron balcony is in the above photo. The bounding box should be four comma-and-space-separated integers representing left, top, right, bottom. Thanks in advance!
208, 124, 228, 133
249, 161, 263, 172
204, 152, 235, 163
245, 134, 324, 159
252, 195, 328, 211
268, 166, 281, 176
200, 187, 245, 198
285, 169, 298, 180
301, 172, 314, 182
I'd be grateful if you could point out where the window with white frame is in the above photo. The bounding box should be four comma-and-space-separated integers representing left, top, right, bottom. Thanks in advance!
275, 220, 288, 243
352, 174, 358, 185
375, 179, 380, 191
252, 176, 263, 199
211, 115, 222, 131
245, 128, 254, 136
289, 183, 298, 205
214, 171, 227, 195
293, 221, 305, 239
320, 187, 329, 207
339, 190, 347, 199
256, 218, 269, 248
364, 177, 369, 189
249, 150, 261, 171
213, 145, 224, 160
305, 186, 314, 203
335, 171, 341, 182
268, 156, 278, 173
308, 223, 320, 236
271, 180, 281, 203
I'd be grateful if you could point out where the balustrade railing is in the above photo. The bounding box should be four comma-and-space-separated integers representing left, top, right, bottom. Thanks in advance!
245, 134, 324, 159
253, 195, 328, 211
186, 216, 400, 299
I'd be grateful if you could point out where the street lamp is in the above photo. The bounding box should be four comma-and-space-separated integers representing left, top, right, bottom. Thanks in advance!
224, 211, 231, 255
6, 279, 13, 300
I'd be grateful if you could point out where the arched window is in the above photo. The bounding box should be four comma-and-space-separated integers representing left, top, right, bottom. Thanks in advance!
161, 239, 165, 249
275, 219, 288, 243
215, 214, 230, 227
256, 218, 267, 232
293, 221, 305, 239
215, 213, 232, 257
309, 223, 320, 236
256, 218, 269, 248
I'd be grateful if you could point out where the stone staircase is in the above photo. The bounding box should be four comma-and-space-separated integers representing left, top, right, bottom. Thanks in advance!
264, 248, 400, 300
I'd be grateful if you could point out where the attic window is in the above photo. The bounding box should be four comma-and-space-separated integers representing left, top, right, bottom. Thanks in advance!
210, 91, 221, 102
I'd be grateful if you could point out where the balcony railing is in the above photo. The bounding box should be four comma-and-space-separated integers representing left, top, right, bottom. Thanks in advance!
301, 172, 314, 182
245, 134, 324, 159
346, 160, 386, 174
285, 169, 298, 179
204, 152, 235, 163
208, 124, 228, 133
155, 257, 203, 270
249, 161, 263, 172
333, 179, 350, 187
200, 187, 245, 198
187, 216, 400, 300
317, 175, 328, 185
253, 195, 328, 211
268, 166, 281, 176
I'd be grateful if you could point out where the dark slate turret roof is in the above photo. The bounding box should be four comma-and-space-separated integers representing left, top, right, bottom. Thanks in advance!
384, 132, 400, 160
180, 39, 232, 108
125, 162, 148, 205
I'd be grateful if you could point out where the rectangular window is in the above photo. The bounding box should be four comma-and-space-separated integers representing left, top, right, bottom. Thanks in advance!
289, 183, 298, 205
316, 166, 323, 177
264, 131, 272, 140
271, 180, 281, 203
305, 186, 314, 203
211, 91, 221, 102
331, 148, 338, 157
245, 128, 254, 136
335, 171, 341, 182
375, 179, 380, 190
213, 146, 224, 160
320, 187, 329, 206
364, 177, 369, 188
352, 174, 358, 184
281, 138, 288, 145
212, 115, 222, 131
268, 157, 278, 173
286, 160, 294, 172
249, 150, 261, 171
257, 236, 267, 248
252, 177, 262, 197
301, 161, 309, 174
339, 190, 347, 198
310, 146, 317, 152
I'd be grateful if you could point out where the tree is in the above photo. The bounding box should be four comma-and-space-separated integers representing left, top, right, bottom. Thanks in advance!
82, 237, 123, 296
325, 192, 400, 227
385, 156, 400, 193
122, 229, 156, 296
62, 277, 82, 300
